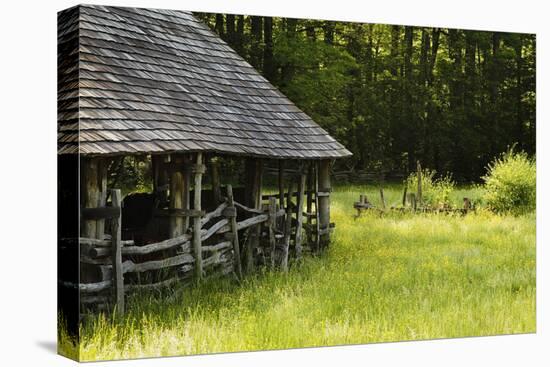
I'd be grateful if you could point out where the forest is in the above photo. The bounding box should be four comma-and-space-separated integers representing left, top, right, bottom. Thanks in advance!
196, 13, 536, 182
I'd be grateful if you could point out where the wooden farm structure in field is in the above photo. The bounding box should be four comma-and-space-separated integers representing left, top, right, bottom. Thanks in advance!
57, 5, 351, 318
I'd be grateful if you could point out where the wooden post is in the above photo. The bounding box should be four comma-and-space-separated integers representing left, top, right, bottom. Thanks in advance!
110, 189, 124, 315
183, 155, 191, 233
417, 161, 422, 206
81, 157, 99, 238
169, 155, 184, 238
193, 153, 204, 280
281, 181, 293, 271
379, 188, 386, 210
268, 196, 277, 269
306, 163, 314, 249
295, 170, 306, 261
153, 155, 169, 204
244, 158, 263, 273
313, 162, 320, 252
318, 160, 332, 248
96, 158, 108, 240
210, 157, 222, 204
402, 186, 408, 207
278, 160, 285, 210
226, 185, 242, 278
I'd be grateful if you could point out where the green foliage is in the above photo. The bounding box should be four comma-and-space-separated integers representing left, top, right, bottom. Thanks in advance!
200, 14, 536, 181
405, 169, 456, 207
482, 149, 536, 214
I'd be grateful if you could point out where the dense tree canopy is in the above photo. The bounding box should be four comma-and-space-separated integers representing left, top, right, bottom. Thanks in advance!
197, 13, 536, 182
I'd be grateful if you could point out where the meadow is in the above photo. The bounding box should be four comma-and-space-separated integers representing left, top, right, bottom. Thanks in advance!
61, 184, 536, 361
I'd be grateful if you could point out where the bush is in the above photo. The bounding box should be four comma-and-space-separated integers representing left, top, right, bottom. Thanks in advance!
405, 169, 455, 207
482, 149, 536, 214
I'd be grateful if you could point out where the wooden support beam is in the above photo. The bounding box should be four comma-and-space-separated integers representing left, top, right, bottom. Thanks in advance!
281, 181, 293, 271
318, 160, 332, 248
153, 155, 169, 203
169, 155, 185, 238
110, 189, 124, 315
314, 162, 320, 252
226, 184, 242, 278
294, 170, 306, 261
268, 196, 277, 269
278, 160, 285, 209
183, 155, 191, 233
210, 158, 222, 204
81, 157, 99, 239
193, 153, 204, 281
96, 158, 108, 240
244, 158, 263, 273
306, 163, 314, 250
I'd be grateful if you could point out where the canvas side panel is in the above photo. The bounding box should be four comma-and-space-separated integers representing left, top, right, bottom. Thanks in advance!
57, 5, 80, 361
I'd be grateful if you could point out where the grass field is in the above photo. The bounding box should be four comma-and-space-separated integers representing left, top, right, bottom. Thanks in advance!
61, 184, 536, 361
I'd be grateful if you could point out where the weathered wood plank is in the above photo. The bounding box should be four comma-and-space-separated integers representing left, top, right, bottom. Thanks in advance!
193, 152, 204, 280
318, 160, 331, 248
210, 158, 222, 204
169, 154, 185, 238
122, 253, 194, 274
110, 189, 124, 315
81, 206, 121, 220
268, 196, 277, 269
201, 201, 228, 226
202, 241, 232, 253
226, 184, 242, 278
295, 171, 306, 261
281, 181, 293, 271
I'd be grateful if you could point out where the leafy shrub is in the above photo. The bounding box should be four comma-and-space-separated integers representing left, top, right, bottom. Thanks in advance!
483, 149, 536, 214
405, 169, 455, 207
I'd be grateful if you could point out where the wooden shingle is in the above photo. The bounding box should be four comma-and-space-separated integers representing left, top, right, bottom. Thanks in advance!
58, 5, 352, 159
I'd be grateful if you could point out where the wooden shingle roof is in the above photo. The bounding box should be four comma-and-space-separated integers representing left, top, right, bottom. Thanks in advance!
58, 5, 352, 159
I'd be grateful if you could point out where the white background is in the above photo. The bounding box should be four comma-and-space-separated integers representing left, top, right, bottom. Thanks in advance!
0, 0, 547, 365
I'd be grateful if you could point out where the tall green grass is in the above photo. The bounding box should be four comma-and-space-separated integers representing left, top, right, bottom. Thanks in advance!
64, 185, 535, 361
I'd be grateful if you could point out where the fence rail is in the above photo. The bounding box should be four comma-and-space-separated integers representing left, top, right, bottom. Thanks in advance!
60, 186, 292, 315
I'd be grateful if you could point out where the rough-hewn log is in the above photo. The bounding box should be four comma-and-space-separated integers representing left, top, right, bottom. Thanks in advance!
59, 279, 112, 293
183, 155, 191, 233
73, 237, 134, 247
169, 155, 185, 238
201, 201, 228, 227
233, 201, 265, 214
281, 181, 293, 271
295, 171, 306, 261
318, 160, 332, 248
122, 254, 194, 274
125, 276, 181, 292
81, 157, 99, 238
122, 234, 191, 255
96, 158, 108, 240
153, 155, 169, 203
201, 218, 229, 242
193, 153, 204, 280
268, 196, 277, 269
278, 160, 285, 209
306, 163, 314, 249
244, 158, 263, 273
210, 158, 222, 204
202, 241, 232, 253
110, 189, 124, 315
226, 184, 242, 278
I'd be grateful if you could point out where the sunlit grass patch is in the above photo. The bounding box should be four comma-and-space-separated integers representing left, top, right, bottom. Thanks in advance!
66, 185, 535, 361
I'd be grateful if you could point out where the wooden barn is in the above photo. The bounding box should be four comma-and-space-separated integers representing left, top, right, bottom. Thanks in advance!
57, 5, 351, 322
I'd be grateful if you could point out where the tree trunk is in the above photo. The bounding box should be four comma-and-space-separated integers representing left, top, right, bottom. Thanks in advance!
263, 16, 275, 81
250, 16, 263, 70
